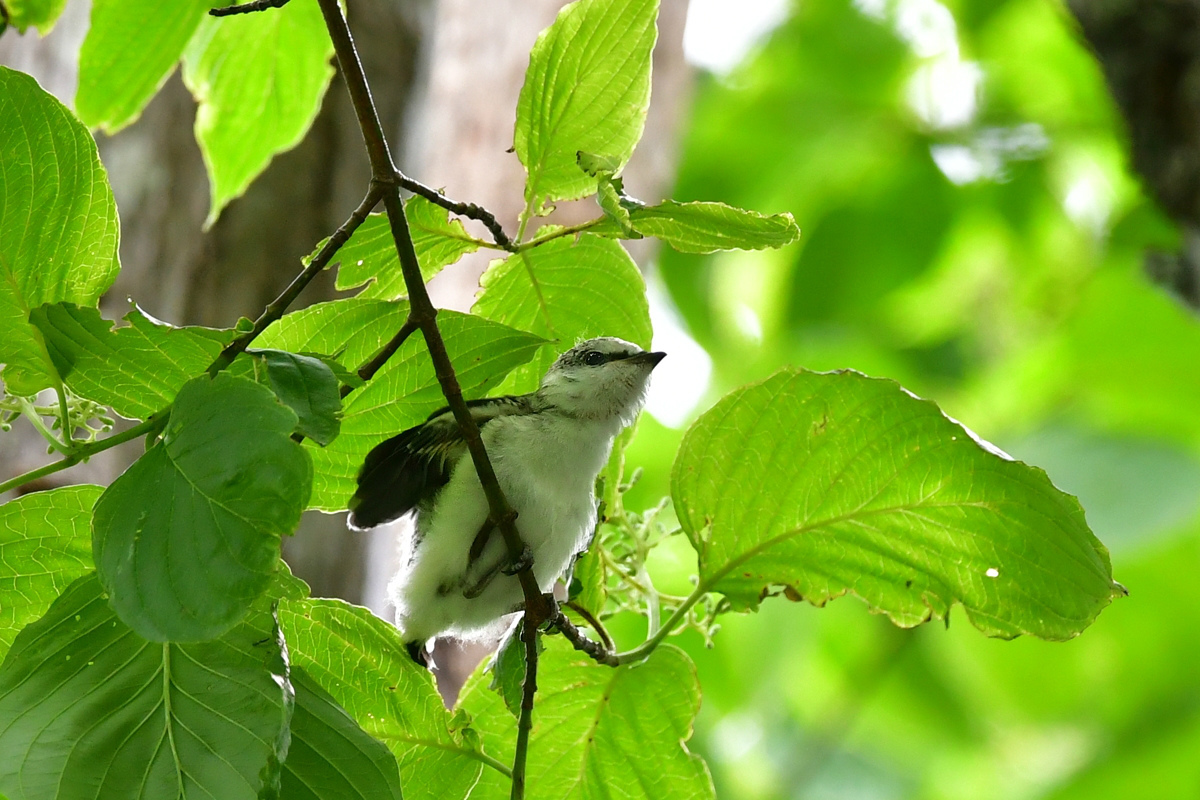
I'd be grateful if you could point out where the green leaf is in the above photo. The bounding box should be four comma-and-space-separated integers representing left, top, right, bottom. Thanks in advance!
473, 233, 652, 393
256, 297, 410, 373
672, 368, 1124, 639
488, 621, 529, 718
76, 0, 213, 132
283, 666, 405, 800
0, 486, 101, 661
182, 0, 335, 224
515, 0, 659, 215
0, 572, 292, 799
0, 67, 120, 395
279, 598, 498, 800
597, 177, 638, 237
299, 313, 544, 511
458, 638, 714, 800
568, 545, 606, 620
3, 0, 68, 33
248, 349, 342, 445
28, 302, 234, 420
623, 200, 800, 254
334, 198, 483, 300
93, 373, 312, 641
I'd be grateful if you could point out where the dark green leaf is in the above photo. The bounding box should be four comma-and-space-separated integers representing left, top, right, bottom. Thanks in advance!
672, 369, 1124, 639
0, 572, 291, 799
334, 198, 483, 300
93, 373, 312, 641
249, 349, 342, 445
3, 0, 67, 33
28, 302, 234, 420
0, 67, 120, 395
279, 598, 498, 800
76, 0, 212, 132
182, 0, 335, 223
283, 666, 405, 800
623, 200, 800, 254
0, 486, 101, 661
473, 233, 652, 394
488, 621, 528, 718
515, 0, 659, 214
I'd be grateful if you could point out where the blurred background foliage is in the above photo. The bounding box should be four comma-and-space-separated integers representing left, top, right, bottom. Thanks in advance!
619, 0, 1200, 796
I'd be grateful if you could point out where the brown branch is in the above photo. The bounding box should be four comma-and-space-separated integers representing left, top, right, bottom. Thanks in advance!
209, 0, 290, 17
207, 185, 383, 377
338, 317, 421, 400
396, 170, 514, 251
550, 605, 619, 667
563, 601, 615, 653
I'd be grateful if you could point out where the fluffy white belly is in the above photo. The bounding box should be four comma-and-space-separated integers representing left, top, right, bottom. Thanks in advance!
390, 413, 617, 643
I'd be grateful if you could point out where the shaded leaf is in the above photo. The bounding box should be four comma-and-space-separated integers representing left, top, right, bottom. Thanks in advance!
515, 0, 659, 214
334, 198, 483, 300
489, 621, 528, 718
182, 0, 335, 223
93, 373, 312, 641
249, 349, 342, 445
0, 67, 120, 395
672, 368, 1124, 639
473, 233, 652, 394
283, 666, 405, 800
28, 302, 234, 420
279, 598, 497, 800
0, 572, 291, 800
619, 200, 800, 254
76, 0, 212, 132
0, 485, 100, 661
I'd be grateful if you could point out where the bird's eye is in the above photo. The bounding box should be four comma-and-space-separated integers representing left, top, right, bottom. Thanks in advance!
583, 350, 605, 366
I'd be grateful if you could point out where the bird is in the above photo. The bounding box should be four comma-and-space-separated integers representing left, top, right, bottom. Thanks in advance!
348, 337, 665, 657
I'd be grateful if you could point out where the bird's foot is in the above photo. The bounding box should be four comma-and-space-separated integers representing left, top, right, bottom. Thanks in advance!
501, 544, 534, 576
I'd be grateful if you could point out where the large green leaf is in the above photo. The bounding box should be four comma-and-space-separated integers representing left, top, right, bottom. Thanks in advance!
283, 666, 405, 800
0, 572, 292, 799
0, 67, 120, 395
515, 0, 659, 215
3, 0, 67, 33
473, 233, 652, 393
182, 0, 335, 224
93, 373, 312, 641
76, 0, 213, 132
293, 312, 544, 510
621, 200, 800, 254
672, 369, 1124, 639
279, 598, 496, 800
28, 302, 233, 420
457, 638, 713, 800
334, 198, 483, 299
0, 486, 101, 661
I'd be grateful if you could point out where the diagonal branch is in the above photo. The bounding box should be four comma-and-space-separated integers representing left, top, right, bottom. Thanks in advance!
396, 171, 514, 251
209, 0, 290, 17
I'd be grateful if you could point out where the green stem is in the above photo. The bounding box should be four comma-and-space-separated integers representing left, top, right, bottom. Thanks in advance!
615, 583, 709, 665
54, 383, 74, 451
516, 218, 603, 251
17, 397, 71, 456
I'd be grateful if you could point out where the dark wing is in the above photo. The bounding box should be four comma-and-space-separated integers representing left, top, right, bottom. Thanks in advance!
347, 395, 533, 530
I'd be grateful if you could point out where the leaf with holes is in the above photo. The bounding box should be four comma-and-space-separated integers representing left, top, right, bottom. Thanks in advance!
672, 368, 1124, 639
92, 373, 312, 641
0, 572, 294, 799
0, 486, 101, 661
0, 67, 120, 395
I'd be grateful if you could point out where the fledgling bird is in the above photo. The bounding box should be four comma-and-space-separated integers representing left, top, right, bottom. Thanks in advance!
348, 337, 665, 652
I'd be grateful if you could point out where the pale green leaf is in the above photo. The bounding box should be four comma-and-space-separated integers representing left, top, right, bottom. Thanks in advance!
672, 368, 1124, 639
93, 373, 312, 641
624, 200, 800, 254
473, 233, 651, 394
279, 598, 496, 800
255, 297, 410, 373
283, 666, 405, 800
515, 0, 659, 214
0, 67, 120, 395
0, 486, 100, 661
0, 572, 291, 799
334, 198, 483, 300
4, 0, 67, 33
182, 0, 335, 224
76, 0, 213, 132
28, 302, 233, 420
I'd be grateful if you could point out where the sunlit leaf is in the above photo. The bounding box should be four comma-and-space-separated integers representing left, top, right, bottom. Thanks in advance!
4, 0, 68, 33
622, 200, 800, 254
0, 572, 292, 799
0, 67, 120, 395
0, 486, 100, 661
515, 0, 659, 214
672, 368, 1123, 639
93, 373, 312, 641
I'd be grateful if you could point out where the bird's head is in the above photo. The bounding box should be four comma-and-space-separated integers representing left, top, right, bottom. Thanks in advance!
537, 337, 665, 423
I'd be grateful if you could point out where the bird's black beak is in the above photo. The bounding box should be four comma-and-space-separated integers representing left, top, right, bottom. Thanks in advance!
629, 350, 666, 367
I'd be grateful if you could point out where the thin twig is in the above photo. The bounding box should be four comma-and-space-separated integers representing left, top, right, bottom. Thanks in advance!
564, 601, 615, 652
354, 317, 420, 385
209, 0, 290, 17
512, 616, 541, 799
552, 605, 618, 666
207, 185, 383, 377
396, 170, 515, 251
